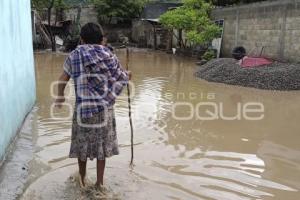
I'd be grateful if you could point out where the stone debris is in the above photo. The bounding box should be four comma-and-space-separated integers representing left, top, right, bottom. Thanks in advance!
195, 58, 300, 91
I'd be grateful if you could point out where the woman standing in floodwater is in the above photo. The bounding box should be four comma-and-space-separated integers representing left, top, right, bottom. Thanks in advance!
54, 23, 131, 189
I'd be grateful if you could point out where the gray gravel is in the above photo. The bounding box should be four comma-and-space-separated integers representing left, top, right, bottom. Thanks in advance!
195, 58, 300, 91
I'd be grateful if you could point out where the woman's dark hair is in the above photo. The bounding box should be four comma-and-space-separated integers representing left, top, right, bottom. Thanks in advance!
80, 23, 104, 44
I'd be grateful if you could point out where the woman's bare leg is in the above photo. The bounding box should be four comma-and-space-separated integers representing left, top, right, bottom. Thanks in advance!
78, 159, 87, 186
96, 159, 106, 186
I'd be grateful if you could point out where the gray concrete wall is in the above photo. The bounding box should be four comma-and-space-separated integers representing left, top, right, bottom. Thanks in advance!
211, 0, 300, 62
0, 0, 36, 161
132, 20, 154, 47
65, 5, 98, 26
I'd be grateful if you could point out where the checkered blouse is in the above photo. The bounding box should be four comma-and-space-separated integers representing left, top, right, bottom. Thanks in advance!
64, 44, 129, 118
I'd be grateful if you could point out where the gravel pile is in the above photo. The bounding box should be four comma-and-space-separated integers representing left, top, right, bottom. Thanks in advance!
195, 58, 300, 90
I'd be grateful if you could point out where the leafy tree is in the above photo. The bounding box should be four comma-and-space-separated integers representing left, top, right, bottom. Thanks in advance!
32, 0, 67, 18
92, 0, 148, 24
32, 0, 68, 51
160, 0, 220, 48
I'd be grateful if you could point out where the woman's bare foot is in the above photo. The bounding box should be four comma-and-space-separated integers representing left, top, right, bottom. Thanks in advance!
94, 183, 107, 193
78, 174, 86, 188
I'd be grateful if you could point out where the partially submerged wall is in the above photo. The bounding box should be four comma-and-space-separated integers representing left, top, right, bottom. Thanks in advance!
212, 0, 300, 62
0, 0, 36, 161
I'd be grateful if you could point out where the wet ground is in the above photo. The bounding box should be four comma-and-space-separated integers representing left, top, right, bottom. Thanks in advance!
1, 49, 300, 200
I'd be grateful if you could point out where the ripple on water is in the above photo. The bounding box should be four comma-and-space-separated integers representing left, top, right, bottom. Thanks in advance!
19, 51, 300, 200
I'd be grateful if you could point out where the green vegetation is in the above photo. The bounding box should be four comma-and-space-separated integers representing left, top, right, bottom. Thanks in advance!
91, 0, 148, 24
32, 0, 67, 12
63, 0, 90, 5
32, 0, 68, 51
32, 0, 86, 51
160, 0, 220, 48
202, 49, 216, 61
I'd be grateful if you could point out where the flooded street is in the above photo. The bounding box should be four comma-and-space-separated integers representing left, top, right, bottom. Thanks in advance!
20, 50, 300, 200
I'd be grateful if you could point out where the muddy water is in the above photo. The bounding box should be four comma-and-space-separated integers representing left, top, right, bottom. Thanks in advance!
20, 50, 300, 200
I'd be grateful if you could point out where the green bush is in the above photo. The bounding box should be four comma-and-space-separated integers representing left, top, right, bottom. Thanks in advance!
202, 49, 216, 61
92, 0, 147, 24
160, 0, 221, 47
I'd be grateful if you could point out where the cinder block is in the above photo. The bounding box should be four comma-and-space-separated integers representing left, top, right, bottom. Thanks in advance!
214, 1, 300, 61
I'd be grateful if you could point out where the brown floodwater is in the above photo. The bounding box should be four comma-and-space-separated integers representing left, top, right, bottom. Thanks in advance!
20, 49, 300, 200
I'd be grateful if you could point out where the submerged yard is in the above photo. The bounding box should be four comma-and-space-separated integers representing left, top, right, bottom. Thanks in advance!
1, 0, 300, 199
1, 50, 295, 199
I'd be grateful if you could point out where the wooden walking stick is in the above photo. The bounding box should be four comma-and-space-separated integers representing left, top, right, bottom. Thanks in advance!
125, 47, 134, 166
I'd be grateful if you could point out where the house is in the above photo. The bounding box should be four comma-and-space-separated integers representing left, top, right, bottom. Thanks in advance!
132, 2, 182, 50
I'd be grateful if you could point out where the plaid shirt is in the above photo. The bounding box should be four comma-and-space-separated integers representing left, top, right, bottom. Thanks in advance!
64, 44, 129, 118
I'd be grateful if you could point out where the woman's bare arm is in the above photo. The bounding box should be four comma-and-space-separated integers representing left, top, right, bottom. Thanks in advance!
55, 72, 70, 108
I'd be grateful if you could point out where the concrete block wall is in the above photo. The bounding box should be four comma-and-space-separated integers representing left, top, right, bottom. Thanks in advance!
212, 0, 300, 62
0, 0, 36, 161
132, 20, 154, 48
65, 5, 98, 26
284, 3, 300, 61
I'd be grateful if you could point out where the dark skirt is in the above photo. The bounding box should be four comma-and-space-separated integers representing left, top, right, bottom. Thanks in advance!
69, 108, 119, 161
